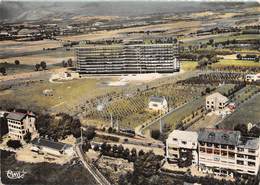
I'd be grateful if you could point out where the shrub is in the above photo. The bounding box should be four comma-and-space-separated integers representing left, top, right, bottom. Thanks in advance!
150, 129, 160, 140
7, 140, 22, 149
23, 132, 31, 143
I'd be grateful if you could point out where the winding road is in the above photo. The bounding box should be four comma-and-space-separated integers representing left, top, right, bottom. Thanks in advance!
75, 144, 111, 185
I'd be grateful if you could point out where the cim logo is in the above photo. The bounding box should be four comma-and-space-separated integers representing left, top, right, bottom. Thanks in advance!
6, 169, 27, 180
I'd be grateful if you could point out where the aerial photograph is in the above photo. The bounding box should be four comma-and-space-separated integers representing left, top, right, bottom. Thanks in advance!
0, 0, 259, 184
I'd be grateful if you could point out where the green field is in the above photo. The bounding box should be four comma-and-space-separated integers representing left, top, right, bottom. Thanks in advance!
212, 59, 260, 68
219, 92, 260, 129
181, 61, 198, 71
0, 78, 119, 113
185, 34, 260, 45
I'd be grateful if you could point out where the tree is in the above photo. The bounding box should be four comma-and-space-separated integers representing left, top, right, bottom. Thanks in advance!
0, 117, 8, 136
71, 118, 81, 138
234, 124, 248, 136
7, 140, 22, 149
35, 64, 41, 71
40, 61, 47, 70
23, 132, 31, 143
208, 39, 214, 45
82, 141, 91, 152
236, 53, 242, 60
67, 58, 73, 67
132, 151, 162, 183
0, 67, 6, 75
83, 126, 95, 140
198, 57, 209, 68
210, 56, 219, 63
138, 149, 145, 156
62, 60, 67, 67
107, 127, 113, 133
205, 87, 211, 94
117, 144, 124, 156
14, 60, 20, 65
150, 129, 160, 140
123, 148, 130, 159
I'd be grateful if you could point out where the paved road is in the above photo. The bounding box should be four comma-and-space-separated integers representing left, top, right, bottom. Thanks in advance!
75, 144, 111, 185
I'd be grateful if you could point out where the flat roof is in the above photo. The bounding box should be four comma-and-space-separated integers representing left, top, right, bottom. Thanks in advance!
238, 137, 260, 150
168, 130, 198, 142
77, 43, 176, 49
198, 128, 241, 146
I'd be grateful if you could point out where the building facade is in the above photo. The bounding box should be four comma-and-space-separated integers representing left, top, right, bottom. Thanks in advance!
148, 96, 168, 112
166, 130, 198, 165
76, 44, 179, 74
206, 92, 229, 111
198, 129, 260, 177
6, 112, 36, 140
166, 129, 260, 177
31, 138, 74, 156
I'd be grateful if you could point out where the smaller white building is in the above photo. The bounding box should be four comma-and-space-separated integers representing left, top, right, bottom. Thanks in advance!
246, 73, 260, 82
166, 130, 198, 165
206, 92, 229, 111
148, 96, 168, 112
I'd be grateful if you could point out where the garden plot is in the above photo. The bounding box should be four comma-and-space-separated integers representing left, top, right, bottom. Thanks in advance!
82, 84, 205, 129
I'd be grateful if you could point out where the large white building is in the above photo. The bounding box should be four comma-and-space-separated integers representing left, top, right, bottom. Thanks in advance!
166, 128, 260, 177
206, 92, 229, 111
148, 96, 168, 112
198, 128, 260, 177
166, 130, 198, 166
6, 112, 36, 140
76, 43, 180, 74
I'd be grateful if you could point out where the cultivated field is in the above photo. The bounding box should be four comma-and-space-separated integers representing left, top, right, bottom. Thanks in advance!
143, 84, 236, 135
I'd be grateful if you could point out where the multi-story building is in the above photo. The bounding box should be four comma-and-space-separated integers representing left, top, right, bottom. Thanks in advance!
76, 43, 179, 74
198, 128, 260, 177
7, 112, 36, 140
166, 130, 198, 166
205, 92, 229, 111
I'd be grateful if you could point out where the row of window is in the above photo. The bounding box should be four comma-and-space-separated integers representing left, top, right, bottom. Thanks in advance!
9, 128, 25, 134
200, 143, 235, 150
172, 138, 196, 146
8, 120, 22, 124
8, 124, 24, 130
237, 160, 255, 166
206, 101, 223, 105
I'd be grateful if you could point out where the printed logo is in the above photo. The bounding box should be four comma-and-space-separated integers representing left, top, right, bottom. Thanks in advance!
6, 169, 27, 180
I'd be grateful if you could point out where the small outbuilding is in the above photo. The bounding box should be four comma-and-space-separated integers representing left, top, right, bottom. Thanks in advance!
31, 138, 74, 156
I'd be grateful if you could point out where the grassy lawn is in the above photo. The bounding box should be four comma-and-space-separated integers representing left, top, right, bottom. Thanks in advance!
212, 59, 260, 68
219, 92, 260, 129
181, 61, 198, 71
0, 78, 118, 113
